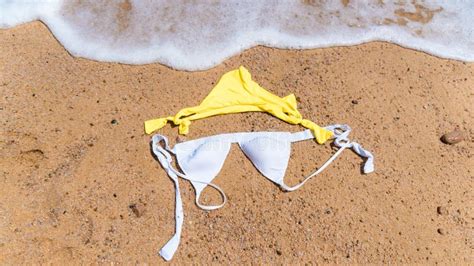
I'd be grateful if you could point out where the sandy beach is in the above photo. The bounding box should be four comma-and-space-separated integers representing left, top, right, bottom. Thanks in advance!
0, 22, 473, 264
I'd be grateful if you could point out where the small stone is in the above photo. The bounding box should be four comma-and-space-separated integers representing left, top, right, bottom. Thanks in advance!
440, 130, 465, 145
129, 203, 145, 218
437, 206, 448, 215
276, 250, 282, 256
351, 99, 359, 104
437, 228, 446, 235
111, 119, 118, 125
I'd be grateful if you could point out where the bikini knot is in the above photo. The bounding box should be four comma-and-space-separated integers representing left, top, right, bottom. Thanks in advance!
144, 117, 169, 134
178, 120, 191, 135
300, 119, 333, 144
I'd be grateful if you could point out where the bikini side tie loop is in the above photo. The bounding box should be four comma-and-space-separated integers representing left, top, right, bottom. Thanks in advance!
178, 119, 191, 135
279, 124, 374, 192
327, 124, 374, 174
300, 119, 333, 145
145, 117, 171, 135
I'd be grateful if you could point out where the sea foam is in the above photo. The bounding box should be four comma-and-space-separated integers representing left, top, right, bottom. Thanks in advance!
1, 0, 473, 70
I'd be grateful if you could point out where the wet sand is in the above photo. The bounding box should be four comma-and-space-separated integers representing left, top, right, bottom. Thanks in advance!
0, 22, 473, 264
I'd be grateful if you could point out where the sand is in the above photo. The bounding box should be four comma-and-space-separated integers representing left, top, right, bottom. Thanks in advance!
0, 22, 473, 264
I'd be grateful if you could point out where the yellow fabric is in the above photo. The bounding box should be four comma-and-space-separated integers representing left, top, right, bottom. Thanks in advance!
144, 66, 333, 144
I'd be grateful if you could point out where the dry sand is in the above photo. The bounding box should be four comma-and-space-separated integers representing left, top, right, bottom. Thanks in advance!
0, 22, 473, 264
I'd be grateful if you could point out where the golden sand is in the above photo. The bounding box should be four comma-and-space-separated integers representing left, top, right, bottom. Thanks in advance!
0, 22, 472, 264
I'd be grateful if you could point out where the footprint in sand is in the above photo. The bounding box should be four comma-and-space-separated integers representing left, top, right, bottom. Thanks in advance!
0, 131, 46, 170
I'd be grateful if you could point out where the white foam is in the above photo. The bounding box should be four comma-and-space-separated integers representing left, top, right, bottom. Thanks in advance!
1, 0, 473, 70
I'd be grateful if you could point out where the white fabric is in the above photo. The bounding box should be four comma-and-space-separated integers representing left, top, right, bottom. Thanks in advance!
325, 124, 375, 174
151, 124, 374, 260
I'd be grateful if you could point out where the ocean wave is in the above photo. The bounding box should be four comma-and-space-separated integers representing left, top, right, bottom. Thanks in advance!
1, 0, 473, 70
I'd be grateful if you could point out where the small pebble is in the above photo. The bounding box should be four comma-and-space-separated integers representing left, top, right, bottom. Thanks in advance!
129, 203, 145, 218
437, 206, 448, 215
440, 130, 465, 145
351, 99, 359, 104
437, 228, 446, 235
111, 119, 118, 125
276, 250, 282, 256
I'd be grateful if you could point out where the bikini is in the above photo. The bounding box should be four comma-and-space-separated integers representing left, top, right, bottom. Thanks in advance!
145, 66, 375, 260
145, 66, 333, 144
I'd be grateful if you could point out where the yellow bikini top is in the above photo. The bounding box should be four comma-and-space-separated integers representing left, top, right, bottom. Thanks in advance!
144, 66, 333, 144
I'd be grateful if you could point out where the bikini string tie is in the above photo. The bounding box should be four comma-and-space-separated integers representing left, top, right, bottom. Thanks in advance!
279, 124, 374, 192
327, 124, 374, 174
151, 135, 227, 261
151, 135, 183, 261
